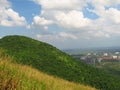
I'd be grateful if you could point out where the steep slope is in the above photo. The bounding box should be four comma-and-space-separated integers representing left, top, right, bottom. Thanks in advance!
0, 35, 120, 90
0, 50, 96, 90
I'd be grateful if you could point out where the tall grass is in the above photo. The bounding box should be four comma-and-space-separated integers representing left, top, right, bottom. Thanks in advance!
0, 50, 96, 90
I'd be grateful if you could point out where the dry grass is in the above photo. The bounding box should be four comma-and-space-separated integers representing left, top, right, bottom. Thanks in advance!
19, 64, 97, 90
0, 50, 97, 90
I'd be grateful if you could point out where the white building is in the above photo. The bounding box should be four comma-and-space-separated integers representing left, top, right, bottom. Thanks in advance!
115, 52, 119, 54
112, 55, 117, 59
87, 53, 91, 56
104, 53, 108, 56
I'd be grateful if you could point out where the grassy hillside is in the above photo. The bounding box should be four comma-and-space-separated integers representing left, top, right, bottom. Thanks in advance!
0, 51, 96, 90
0, 35, 120, 90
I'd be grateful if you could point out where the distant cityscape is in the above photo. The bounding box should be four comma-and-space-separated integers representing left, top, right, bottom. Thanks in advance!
71, 51, 120, 64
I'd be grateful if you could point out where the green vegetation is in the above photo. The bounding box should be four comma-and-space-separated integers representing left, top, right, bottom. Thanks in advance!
0, 50, 96, 90
0, 35, 120, 90
96, 62, 120, 77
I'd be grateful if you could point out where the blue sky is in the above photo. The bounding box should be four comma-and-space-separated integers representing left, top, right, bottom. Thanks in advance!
0, 0, 120, 49
9, 0, 41, 24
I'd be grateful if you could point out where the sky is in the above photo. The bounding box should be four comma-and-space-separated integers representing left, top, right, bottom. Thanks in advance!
0, 0, 120, 49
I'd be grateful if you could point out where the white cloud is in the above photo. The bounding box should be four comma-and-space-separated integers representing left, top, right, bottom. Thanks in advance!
36, 34, 52, 39
32, 0, 120, 42
33, 16, 53, 25
90, 0, 120, 17
0, 9, 27, 26
89, 7, 120, 36
90, 0, 120, 6
36, 32, 77, 42
93, 31, 110, 38
58, 32, 77, 39
102, 8, 120, 24
33, 0, 87, 10
0, 0, 27, 27
0, 0, 11, 9
31, 15, 53, 30
55, 10, 92, 29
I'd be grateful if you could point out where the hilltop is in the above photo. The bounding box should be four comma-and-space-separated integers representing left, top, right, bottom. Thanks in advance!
0, 35, 120, 90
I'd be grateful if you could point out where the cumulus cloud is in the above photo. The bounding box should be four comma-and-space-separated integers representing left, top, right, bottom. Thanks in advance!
85, 0, 120, 37
33, 16, 53, 25
90, 0, 120, 17
0, 9, 27, 26
55, 10, 92, 29
90, 0, 120, 7
0, 0, 27, 27
33, 0, 87, 10
102, 8, 120, 24
32, 0, 89, 31
32, 0, 120, 41
31, 15, 53, 31
0, 0, 11, 9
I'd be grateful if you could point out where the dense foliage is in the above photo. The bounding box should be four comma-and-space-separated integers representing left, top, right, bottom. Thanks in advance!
96, 62, 120, 77
0, 35, 120, 90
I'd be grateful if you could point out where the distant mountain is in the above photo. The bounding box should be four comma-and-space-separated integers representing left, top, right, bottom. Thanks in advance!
0, 35, 120, 90
64, 46, 120, 54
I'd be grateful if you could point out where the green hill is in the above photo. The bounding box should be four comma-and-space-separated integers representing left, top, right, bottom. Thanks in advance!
0, 35, 120, 90
0, 52, 96, 90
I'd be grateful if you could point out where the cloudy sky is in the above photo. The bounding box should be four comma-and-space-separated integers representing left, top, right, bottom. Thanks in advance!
0, 0, 120, 49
